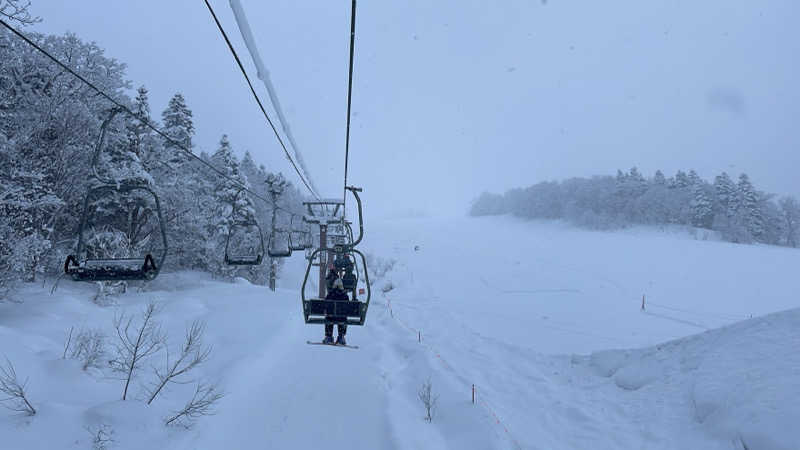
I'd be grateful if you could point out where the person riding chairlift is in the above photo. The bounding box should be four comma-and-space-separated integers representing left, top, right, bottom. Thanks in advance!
323, 278, 350, 345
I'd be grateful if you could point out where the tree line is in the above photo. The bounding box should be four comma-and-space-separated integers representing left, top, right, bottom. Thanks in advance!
470, 168, 800, 248
0, 21, 306, 296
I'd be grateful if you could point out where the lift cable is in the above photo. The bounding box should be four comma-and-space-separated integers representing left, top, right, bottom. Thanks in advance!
342, 0, 357, 217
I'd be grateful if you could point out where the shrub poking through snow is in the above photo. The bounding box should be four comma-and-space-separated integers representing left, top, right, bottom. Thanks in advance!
64, 327, 106, 371
418, 377, 438, 422
0, 357, 36, 415
109, 302, 165, 400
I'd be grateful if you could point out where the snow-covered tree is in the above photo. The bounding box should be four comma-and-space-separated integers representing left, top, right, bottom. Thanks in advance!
714, 172, 736, 217
653, 170, 666, 186
670, 170, 690, 189
161, 93, 194, 166
0, 28, 132, 284
687, 169, 702, 187
690, 183, 714, 229
736, 173, 763, 240
779, 196, 800, 247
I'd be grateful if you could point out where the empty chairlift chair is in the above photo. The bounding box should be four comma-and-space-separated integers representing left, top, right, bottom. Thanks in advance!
224, 189, 266, 266
64, 185, 168, 282
288, 215, 311, 251
267, 228, 292, 258
64, 109, 168, 282
224, 221, 265, 266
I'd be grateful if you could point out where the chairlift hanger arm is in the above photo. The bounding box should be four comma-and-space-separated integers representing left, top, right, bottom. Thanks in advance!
345, 186, 364, 247
90, 108, 124, 186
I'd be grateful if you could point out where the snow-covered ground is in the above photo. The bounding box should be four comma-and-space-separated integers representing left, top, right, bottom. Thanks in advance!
1, 215, 798, 449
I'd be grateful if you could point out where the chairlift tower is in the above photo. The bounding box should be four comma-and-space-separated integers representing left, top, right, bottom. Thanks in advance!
302, 198, 348, 298
265, 174, 287, 291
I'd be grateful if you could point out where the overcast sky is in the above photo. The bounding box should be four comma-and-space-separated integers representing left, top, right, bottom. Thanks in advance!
31, 0, 800, 218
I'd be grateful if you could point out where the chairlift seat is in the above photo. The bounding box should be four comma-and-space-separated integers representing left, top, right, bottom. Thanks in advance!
267, 248, 292, 258
65, 254, 158, 282
302, 298, 365, 325
289, 233, 307, 251
225, 254, 263, 266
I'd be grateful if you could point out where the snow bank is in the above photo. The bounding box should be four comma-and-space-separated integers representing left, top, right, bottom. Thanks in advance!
587, 309, 800, 450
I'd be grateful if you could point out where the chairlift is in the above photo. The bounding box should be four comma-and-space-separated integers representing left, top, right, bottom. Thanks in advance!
225, 222, 265, 266
289, 215, 311, 251
267, 228, 292, 258
64, 109, 168, 282
301, 187, 371, 326
224, 190, 266, 266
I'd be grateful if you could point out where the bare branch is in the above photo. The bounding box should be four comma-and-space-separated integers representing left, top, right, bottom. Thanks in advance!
65, 327, 106, 371
164, 382, 224, 428
147, 320, 212, 405
109, 302, 164, 400
62, 326, 74, 359
0, 357, 36, 415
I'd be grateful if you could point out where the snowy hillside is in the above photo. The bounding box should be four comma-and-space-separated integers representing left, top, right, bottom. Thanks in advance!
1, 216, 798, 449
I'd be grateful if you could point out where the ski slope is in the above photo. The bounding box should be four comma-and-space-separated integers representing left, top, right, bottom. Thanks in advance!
1, 216, 798, 449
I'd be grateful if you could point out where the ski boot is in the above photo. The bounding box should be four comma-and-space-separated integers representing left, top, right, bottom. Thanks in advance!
336, 335, 347, 346
323, 335, 334, 345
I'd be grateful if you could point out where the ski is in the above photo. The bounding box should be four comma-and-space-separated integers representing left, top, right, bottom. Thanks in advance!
306, 340, 359, 349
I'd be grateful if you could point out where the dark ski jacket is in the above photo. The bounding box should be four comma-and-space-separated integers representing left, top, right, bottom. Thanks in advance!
326, 288, 350, 301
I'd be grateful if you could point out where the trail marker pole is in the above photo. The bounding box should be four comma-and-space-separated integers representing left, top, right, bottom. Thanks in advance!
472, 384, 475, 404
641, 294, 646, 311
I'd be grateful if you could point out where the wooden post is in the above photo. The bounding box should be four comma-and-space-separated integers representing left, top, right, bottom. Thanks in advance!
268, 259, 276, 291
418, 331, 421, 342
641, 294, 646, 311
472, 384, 475, 404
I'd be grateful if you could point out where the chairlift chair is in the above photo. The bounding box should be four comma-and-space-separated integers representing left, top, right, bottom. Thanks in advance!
64, 109, 168, 282
64, 184, 168, 282
224, 221, 265, 266
224, 189, 266, 266
288, 215, 310, 251
301, 187, 371, 326
267, 229, 292, 258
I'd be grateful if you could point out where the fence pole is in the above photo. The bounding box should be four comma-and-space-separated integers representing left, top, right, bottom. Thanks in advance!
472, 384, 475, 404
641, 294, 646, 311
